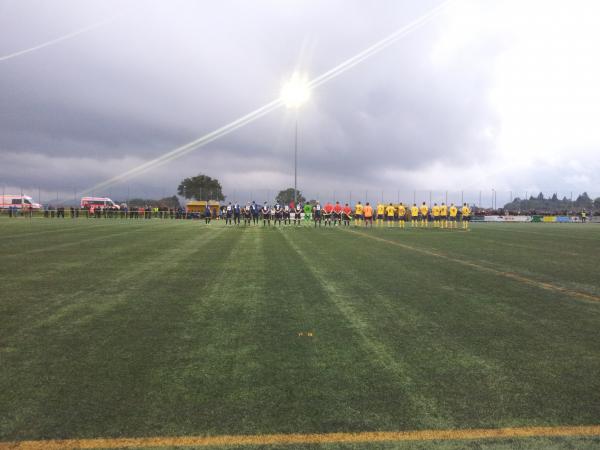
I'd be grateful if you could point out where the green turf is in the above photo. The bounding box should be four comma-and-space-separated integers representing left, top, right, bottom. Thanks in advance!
1, 218, 599, 448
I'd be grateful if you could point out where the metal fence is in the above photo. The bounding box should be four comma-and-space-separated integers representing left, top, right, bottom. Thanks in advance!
2, 188, 598, 212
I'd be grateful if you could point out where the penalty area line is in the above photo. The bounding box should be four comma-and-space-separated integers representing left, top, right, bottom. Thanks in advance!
2, 425, 600, 449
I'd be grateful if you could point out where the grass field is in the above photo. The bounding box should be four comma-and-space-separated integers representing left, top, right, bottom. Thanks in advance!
1, 218, 600, 449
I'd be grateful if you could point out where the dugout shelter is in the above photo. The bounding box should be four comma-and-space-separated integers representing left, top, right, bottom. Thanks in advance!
186, 200, 220, 216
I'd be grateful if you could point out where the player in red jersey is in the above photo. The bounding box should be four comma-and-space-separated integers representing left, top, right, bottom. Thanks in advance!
342, 203, 352, 226
323, 201, 334, 226
333, 201, 343, 226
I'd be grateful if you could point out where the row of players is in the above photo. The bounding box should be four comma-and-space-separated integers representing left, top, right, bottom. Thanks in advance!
217, 201, 472, 229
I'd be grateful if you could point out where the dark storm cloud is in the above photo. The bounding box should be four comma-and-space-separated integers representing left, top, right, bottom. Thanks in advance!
0, 0, 501, 199
1, 96, 193, 156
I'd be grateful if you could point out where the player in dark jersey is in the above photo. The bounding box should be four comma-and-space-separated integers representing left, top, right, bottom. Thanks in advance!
225, 202, 233, 225
274, 203, 282, 226
251, 201, 259, 225
233, 203, 241, 225
313, 201, 322, 227
262, 202, 271, 226
243, 203, 252, 226
295, 203, 302, 226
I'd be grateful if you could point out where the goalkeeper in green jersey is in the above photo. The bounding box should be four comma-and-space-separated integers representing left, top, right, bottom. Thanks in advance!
303, 202, 313, 224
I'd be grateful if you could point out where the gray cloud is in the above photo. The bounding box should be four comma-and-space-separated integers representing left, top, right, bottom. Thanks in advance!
1, 0, 560, 203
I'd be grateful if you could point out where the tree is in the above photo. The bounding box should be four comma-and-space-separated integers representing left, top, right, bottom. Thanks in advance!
177, 174, 225, 201
275, 188, 306, 205
575, 192, 592, 207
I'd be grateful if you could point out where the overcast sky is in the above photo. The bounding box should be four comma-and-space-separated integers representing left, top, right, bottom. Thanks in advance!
1, 0, 599, 204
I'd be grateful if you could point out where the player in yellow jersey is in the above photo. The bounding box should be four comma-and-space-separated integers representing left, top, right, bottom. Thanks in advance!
432, 203, 440, 228
376, 203, 385, 226
410, 204, 419, 227
385, 203, 395, 227
354, 202, 364, 227
419, 202, 429, 227
439, 202, 448, 228
449, 203, 458, 228
461, 203, 471, 230
397, 202, 406, 228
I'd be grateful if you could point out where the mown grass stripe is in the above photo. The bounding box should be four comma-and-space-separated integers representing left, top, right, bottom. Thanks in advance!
343, 229, 600, 303
2, 425, 600, 449
0, 222, 124, 241
3, 226, 152, 258
278, 228, 450, 429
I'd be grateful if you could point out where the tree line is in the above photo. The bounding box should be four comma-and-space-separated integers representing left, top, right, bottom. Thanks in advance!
503, 192, 600, 213
176, 174, 305, 205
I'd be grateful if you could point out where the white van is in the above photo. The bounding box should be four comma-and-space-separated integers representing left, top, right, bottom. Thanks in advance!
0, 195, 42, 210
80, 197, 120, 210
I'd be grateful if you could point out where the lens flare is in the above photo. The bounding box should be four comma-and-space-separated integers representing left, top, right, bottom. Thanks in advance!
0, 16, 120, 63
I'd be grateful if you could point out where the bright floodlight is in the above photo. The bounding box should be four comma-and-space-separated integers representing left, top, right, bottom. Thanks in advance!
281, 73, 310, 108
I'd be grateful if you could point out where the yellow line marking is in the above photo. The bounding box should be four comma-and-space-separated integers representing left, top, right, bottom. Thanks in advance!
2, 425, 600, 449
344, 229, 600, 303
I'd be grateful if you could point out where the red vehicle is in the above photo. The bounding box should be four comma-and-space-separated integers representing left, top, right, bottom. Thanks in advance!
80, 197, 119, 211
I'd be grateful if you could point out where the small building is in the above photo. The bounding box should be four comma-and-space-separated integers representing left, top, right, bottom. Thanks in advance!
186, 200, 220, 216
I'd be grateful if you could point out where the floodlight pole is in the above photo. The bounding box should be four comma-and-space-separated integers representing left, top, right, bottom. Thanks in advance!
294, 113, 298, 206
